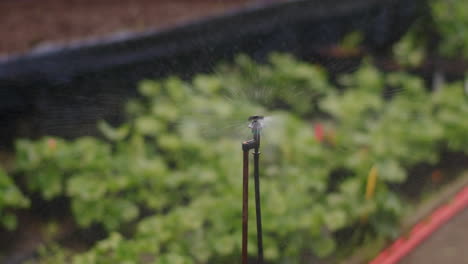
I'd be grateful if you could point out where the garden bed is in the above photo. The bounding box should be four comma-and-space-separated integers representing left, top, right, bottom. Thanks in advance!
1, 52, 468, 263
1, 0, 468, 263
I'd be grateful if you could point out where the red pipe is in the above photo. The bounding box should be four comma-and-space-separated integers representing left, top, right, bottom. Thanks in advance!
370, 186, 468, 264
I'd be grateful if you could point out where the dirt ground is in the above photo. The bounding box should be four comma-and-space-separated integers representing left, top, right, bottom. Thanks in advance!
0, 0, 282, 57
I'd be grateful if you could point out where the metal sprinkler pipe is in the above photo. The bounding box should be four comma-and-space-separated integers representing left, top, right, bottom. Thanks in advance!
241, 116, 264, 264
253, 144, 263, 264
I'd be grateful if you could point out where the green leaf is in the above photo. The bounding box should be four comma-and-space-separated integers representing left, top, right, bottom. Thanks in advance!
377, 160, 407, 183
98, 121, 129, 141
138, 80, 161, 97
311, 235, 336, 258
324, 209, 347, 231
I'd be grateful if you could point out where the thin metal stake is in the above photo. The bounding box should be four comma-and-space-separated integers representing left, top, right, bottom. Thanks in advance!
253, 148, 264, 264
242, 149, 250, 264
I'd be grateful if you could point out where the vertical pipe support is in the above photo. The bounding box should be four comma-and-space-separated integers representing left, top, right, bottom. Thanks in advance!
242, 149, 250, 264
253, 147, 263, 264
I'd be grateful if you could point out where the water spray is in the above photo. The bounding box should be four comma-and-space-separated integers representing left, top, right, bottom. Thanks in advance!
242, 115, 264, 264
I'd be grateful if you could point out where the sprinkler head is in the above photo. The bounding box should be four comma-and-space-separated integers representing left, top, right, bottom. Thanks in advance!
248, 115, 264, 136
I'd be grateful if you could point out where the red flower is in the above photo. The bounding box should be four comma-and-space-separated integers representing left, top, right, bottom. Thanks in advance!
314, 123, 324, 142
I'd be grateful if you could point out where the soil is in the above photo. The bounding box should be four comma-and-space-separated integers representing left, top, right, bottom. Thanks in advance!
0, 0, 282, 57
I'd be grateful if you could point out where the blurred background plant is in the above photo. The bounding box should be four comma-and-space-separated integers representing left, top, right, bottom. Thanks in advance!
394, 0, 468, 65
1, 52, 466, 263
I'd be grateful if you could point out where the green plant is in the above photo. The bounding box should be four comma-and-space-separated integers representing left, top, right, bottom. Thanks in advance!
392, 0, 468, 62
393, 24, 427, 67
0, 167, 29, 230
6, 54, 468, 263
431, 0, 468, 59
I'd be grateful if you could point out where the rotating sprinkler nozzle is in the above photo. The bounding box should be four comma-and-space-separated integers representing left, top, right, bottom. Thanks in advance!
242, 115, 264, 264
248, 115, 264, 136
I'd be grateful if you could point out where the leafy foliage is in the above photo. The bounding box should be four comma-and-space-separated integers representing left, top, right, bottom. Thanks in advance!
0, 167, 29, 230
431, 0, 468, 58
393, 24, 427, 67
2, 54, 468, 263
393, 0, 468, 63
